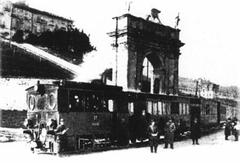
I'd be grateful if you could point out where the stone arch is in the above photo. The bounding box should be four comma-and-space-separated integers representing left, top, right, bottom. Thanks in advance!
140, 52, 166, 94
143, 51, 165, 69
109, 14, 184, 94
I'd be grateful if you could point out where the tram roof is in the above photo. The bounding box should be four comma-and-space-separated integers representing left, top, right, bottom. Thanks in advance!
54, 81, 123, 92
25, 80, 123, 92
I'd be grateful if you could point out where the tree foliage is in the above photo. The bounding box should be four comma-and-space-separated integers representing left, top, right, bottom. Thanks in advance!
12, 30, 24, 43
12, 27, 96, 64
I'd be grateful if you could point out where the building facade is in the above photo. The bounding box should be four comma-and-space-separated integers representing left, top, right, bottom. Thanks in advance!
197, 79, 219, 99
179, 77, 220, 99
0, 1, 73, 39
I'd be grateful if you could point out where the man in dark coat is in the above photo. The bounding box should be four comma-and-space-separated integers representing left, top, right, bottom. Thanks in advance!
191, 118, 201, 145
55, 119, 68, 152
164, 118, 176, 149
224, 118, 232, 140
148, 120, 159, 153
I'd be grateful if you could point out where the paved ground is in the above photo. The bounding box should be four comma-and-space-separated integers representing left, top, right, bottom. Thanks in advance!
0, 129, 239, 163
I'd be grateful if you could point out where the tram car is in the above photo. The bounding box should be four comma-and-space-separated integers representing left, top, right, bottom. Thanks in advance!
121, 92, 196, 142
23, 80, 232, 154
24, 80, 128, 153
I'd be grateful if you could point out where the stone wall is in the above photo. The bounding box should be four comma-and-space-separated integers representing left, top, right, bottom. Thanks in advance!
0, 109, 27, 128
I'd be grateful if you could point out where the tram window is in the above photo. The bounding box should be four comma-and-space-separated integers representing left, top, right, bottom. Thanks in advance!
186, 104, 190, 115
147, 101, 153, 114
213, 105, 217, 114
69, 94, 85, 112
181, 103, 184, 115
179, 103, 183, 115
37, 95, 48, 110
166, 103, 171, 115
102, 99, 108, 112
91, 94, 106, 112
206, 104, 210, 115
181, 104, 184, 114
201, 106, 205, 115
92, 95, 101, 112
171, 102, 179, 114
183, 103, 186, 114
82, 94, 105, 112
221, 107, 226, 114
211, 105, 214, 115
85, 96, 90, 111
48, 93, 57, 110
153, 102, 158, 115
162, 102, 166, 115
158, 102, 163, 115
185, 104, 188, 115
57, 89, 68, 112
183, 104, 187, 115
108, 100, 114, 112
128, 102, 134, 115
85, 94, 95, 112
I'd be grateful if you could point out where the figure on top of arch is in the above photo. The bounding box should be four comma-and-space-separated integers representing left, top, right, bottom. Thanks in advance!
146, 8, 162, 24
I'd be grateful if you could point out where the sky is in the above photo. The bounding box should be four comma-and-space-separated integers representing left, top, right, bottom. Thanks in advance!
8, 0, 240, 87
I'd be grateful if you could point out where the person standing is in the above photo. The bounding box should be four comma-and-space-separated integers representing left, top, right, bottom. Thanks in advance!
148, 120, 159, 153
191, 118, 201, 145
224, 118, 232, 140
55, 119, 68, 152
164, 118, 176, 149
232, 118, 240, 141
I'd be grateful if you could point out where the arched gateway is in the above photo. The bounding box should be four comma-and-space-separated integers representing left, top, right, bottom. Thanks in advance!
109, 14, 184, 95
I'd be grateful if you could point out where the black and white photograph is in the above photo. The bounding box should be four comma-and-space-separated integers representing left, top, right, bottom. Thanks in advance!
0, 0, 239, 162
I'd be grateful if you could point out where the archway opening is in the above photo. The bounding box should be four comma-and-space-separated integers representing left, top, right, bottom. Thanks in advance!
141, 53, 165, 94
141, 58, 154, 93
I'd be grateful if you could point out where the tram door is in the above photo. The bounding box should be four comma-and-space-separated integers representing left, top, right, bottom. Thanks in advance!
190, 105, 201, 124
217, 102, 221, 124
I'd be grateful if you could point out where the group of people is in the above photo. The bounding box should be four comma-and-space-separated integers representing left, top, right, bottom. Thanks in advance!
148, 117, 201, 153
24, 118, 68, 152
224, 117, 240, 141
